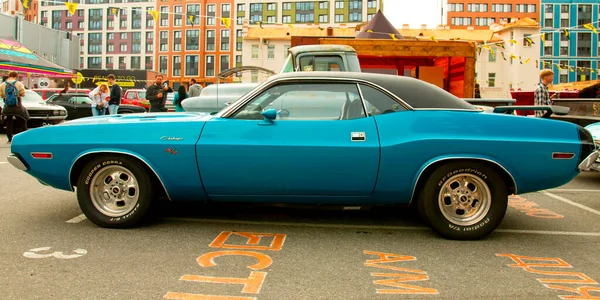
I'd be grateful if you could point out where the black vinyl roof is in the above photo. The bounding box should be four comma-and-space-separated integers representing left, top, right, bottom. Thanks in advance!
268, 71, 476, 110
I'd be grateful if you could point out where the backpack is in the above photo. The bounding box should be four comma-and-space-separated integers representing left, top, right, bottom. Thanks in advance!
4, 81, 19, 106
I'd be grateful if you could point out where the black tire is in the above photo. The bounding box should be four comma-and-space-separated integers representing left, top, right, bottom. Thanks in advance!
76, 155, 156, 228
119, 110, 134, 114
417, 161, 508, 240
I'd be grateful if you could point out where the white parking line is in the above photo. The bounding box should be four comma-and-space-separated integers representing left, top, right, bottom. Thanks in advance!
164, 217, 600, 237
541, 191, 600, 217
66, 214, 87, 223
546, 188, 600, 193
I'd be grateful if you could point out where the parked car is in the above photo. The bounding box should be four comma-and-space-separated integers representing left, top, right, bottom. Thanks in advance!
1, 90, 67, 129
6, 72, 600, 240
45, 93, 146, 120
182, 83, 262, 113
584, 122, 600, 172
122, 89, 150, 111
32, 88, 91, 100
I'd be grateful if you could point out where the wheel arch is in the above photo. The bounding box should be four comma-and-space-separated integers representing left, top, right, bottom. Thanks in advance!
69, 150, 171, 200
410, 157, 518, 205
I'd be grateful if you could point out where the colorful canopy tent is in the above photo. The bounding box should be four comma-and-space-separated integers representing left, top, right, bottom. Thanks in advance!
0, 36, 74, 78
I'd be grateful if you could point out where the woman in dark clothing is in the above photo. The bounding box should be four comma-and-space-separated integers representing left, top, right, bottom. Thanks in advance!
474, 83, 481, 98
173, 85, 188, 112
58, 81, 70, 95
1, 71, 30, 143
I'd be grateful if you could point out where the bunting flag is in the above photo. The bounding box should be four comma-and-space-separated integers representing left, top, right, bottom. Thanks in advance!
188, 15, 195, 26
148, 9, 158, 21
501, 52, 507, 61
510, 54, 518, 60
540, 34, 545, 46
367, 29, 373, 33
569, 66, 575, 72
257, 21, 263, 29
65, 2, 78, 15
288, 24, 294, 29
495, 42, 505, 49
110, 7, 119, 17
524, 58, 531, 64
21, 0, 29, 9
221, 17, 231, 28
557, 64, 563, 70
430, 36, 438, 43
583, 23, 598, 34
535, 60, 539, 68
389, 33, 398, 41
564, 29, 570, 38
508, 39, 518, 45
524, 36, 534, 45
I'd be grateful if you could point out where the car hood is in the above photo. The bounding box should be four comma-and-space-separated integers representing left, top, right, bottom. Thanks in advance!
56, 112, 214, 126
585, 122, 600, 140
22, 101, 66, 110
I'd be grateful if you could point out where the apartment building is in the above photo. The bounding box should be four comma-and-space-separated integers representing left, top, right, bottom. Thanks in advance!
447, 0, 540, 28
38, 0, 157, 72
540, 0, 599, 83
154, 0, 234, 88
233, 0, 383, 69
1, 0, 38, 22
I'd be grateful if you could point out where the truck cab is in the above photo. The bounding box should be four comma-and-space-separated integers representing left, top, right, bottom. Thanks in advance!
280, 45, 362, 73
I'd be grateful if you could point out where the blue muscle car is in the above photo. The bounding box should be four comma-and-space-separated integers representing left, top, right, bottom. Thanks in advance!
7, 72, 600, 240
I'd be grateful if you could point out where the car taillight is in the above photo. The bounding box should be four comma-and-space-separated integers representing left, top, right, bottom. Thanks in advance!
577, 126, 595, 167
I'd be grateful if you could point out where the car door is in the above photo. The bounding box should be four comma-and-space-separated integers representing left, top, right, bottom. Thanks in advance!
196, 81, 381, 199
71, 96, 94, 118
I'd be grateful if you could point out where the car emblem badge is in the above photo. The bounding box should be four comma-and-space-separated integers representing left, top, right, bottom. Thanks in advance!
160, 136, 184, 141
165, 148, 178, 155
351, 132, 366, 142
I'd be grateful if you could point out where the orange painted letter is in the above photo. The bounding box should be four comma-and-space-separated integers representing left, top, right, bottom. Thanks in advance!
164, 292, 256, 300
209, 232, 286, 251
371, 273, 439, 295
197, 250, 273, 271
180, 272, 267, 294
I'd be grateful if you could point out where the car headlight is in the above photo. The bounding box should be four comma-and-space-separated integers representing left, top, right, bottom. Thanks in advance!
60, 110, 66, 116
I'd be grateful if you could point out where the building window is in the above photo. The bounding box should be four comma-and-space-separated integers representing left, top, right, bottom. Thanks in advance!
577, 33, 591, 57
268, 45, 275, 59
335, 1, 344, 9
577, 4, 592, 26
296, 13, 315, 23
220, 29, 230, 51
319, 1, 328, 9
206, 30, 215, 51
367, 14, 374, 21
488, 50, 496, 62
186, 4, 200, 26
160, 6, 168, 27
106, 57, 113, 67
120, 44, 127, 52
267, 16, 276, 23
173, 6, 182, 26
206, 4, 216, 25
206, 55, 215, 77
88, 57, 101, 68
282, 2, 291, 10
131, 57, 140, 69
544, 33, 553, 56
319, 15, 328, 23
145, 56, 153, 69
107, 44, 114, 52
160, 30, 168, 52
523, 34, 533, 47
159, 56, 168, 74
237, 17, 244, 25
367, 0, 376, 9
488, 73, 496, 87
267, 3, 276, 11
237, 3, 245, 12
283, 15, 291, 23
120, 33, 127, 39
185, 55, 199, 76
220, 55, 230, 73
236, 55, 242, 67
173, 56, 181, 76
173, 31, 181, 51
348, 12, 361, 22
186, 30, 199, 51
252, 44, 259, 59
576, 61, 591, 81
335, 14, 344, 23
222, 3, 231, 18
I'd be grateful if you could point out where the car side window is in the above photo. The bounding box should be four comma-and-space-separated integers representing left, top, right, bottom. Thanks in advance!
72, 97, 93, 105
359, 84, 407, 116
231, 83, 363, 121
127, 92, 137, 100
298, 55, 346, 72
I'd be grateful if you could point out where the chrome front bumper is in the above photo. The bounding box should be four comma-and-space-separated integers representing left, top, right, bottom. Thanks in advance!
7, 154, 28, 171
579, 149, 600, 172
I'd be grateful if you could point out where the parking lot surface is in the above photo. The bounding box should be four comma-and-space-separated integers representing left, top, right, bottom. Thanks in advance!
1, 139, 600, 299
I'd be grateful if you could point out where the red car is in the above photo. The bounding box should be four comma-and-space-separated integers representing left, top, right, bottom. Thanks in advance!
121, 89, 150, 111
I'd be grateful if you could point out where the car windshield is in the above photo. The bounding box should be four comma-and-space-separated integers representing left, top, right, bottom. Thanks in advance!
21, 90, 45, 103
137, 91, 146, 99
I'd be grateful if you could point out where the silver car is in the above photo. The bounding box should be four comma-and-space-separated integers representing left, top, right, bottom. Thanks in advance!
1, 90, 68, 129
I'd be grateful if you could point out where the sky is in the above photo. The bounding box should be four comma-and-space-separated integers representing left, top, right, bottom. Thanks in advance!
383, 0, 446, 28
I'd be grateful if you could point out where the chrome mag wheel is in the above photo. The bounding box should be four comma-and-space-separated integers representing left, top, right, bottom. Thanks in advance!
89, 165, 140, 218
438, 173, 492, 226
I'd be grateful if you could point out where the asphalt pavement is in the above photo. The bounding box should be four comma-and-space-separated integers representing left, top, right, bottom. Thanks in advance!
1, 136, 600, 300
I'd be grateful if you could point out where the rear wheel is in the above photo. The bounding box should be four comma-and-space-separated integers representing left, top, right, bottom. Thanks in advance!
418, 161, 508, 240
76, 155, 156, 228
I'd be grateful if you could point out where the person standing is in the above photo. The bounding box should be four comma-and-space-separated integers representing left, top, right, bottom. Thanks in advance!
0, 71, 28, 143
107, 74, 121, 115
173, 85, 188, 112
188, 78, 202, 97
89, 83, 110, 116
534, 69, 557, 118
146, 74, 173, 112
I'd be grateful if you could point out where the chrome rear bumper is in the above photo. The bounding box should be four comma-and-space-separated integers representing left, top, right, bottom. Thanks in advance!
7, 154, 28, 171
579, 149, 600, 172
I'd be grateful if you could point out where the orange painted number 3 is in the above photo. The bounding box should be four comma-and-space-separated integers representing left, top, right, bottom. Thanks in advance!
164, 231, 287, 300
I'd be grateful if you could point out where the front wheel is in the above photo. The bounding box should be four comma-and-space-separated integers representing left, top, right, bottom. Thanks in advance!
76, 155, 156, 228
418, 161, 508, 240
